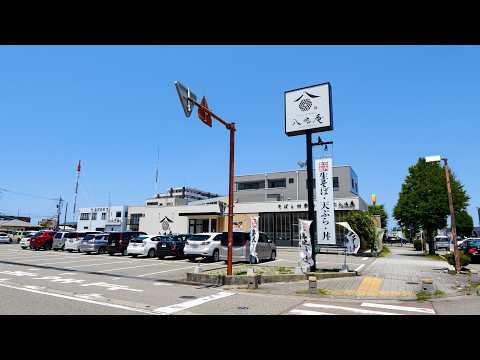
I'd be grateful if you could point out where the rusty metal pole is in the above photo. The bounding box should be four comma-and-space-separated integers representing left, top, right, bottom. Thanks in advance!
227, 123, 235, 276
443, 158, 460, 273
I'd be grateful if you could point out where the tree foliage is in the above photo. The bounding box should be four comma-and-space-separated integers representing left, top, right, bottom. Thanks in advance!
456, 210, 474, 238
344, 211, 376, 246
367, 204, 388, 228
393, 158, 470, 254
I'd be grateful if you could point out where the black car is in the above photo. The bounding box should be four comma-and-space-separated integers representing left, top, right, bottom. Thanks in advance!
106, 231, 147, 256
156, 234, 190, 259
461, 238, 480, 262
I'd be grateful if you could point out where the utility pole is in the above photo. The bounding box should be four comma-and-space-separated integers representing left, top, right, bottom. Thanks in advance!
56, 196, 63, 231
63, 202, 68, 230
72, 160, 81, 223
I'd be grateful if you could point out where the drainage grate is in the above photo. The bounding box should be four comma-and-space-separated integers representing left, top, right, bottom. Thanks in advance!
179, 295, 197, 300
238, 306, 249, 310
406, 282, 420, 285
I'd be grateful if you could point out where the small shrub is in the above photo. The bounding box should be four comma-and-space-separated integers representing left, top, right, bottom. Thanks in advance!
413, 239, 423, 251
416, 290, 431, 301
444, 252, 471, 267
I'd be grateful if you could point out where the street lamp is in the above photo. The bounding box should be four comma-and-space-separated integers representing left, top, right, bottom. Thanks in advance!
425, 155, 460, 273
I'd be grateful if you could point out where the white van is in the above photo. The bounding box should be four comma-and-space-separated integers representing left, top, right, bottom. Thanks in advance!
434, 235, 450, 251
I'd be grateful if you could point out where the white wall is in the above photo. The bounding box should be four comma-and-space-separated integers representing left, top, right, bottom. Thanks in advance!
77, 205, 127, 232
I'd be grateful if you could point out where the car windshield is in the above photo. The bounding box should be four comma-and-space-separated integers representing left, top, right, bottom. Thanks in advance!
187, 235, 211, 241
130, 236, 148, 243
83, 234, 96, 241
54, 233, 63, 239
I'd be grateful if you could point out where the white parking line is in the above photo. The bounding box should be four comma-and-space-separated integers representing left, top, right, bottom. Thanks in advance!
0, 281, 158, 314
303, 303, 400, 315
154, 291, 235, 314
65, 260, 136, 269
100, 263, 168, 272
137, 265, 196, 277
361, 302, 436, 314
362, 257, 368, 261
290, 309, 334, 315
354, 264, 365, 272
36, 258, 118, 266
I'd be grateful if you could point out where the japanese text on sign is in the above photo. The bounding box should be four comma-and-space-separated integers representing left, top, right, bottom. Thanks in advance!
315, 158, 336, 245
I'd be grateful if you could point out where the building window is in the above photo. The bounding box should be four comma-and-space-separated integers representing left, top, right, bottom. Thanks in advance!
237, 181, 265, 191
147, 202, 158, 206
83, 226, 88, 230
91, 213, 97, 220
289, 178, 294, 184
333, 177, 339, 190
267, 194, 281, 201
268, 178, 286, 188
116, 211, 121, 218
129, 213, 143, 226
189, 219, 210, 234
101, 212, 106, 220
80, 213, 90, 220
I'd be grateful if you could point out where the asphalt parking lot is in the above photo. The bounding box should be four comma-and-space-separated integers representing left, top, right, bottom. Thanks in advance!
0, 243, 375, 315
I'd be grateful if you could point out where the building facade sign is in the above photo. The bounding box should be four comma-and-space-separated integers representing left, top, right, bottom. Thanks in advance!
315, 158, 336, 245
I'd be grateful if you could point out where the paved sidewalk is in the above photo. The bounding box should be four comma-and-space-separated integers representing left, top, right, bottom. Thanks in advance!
230, 245, 476, 301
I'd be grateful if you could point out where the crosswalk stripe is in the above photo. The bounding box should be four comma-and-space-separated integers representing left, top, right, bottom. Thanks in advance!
361, 302, 435, 314
303, 303, 400, 315
290, 309, 334, 315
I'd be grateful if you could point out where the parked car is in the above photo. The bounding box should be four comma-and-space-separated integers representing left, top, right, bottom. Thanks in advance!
219, 231, 276, 263
29, 230, 55, 250
64, 231, 100, 252
10, 231, 32, 243
156, 234, 190, 259
52, 231, 76, 251
183, 232, 224, 262
106, 231, 147, 256
460, 238, 480, 261
19, 231, 38, 249
79, 233, 110, 254
0, 232, 11, 244
126, 234, 163, 258
434, 235, 450, 251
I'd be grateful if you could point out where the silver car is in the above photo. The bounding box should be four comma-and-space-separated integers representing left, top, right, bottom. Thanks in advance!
52, 231, 76, 250
79, 233, 109, 254
183, 233, 223, 262
219, 231, 276, 263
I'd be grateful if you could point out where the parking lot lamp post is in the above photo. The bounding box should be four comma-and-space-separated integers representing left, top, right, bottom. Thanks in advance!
425, 155, 460, 273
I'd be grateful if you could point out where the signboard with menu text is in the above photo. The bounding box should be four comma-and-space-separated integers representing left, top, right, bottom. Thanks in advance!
315, 158, 336, 245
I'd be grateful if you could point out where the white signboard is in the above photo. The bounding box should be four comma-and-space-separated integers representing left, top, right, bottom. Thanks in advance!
315, 158, 336, 245
285, 82, 332, 136
298, 219, 314, 273
249, 216, 259, 263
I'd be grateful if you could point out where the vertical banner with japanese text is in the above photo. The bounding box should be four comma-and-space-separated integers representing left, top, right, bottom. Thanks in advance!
250, 216, 260, 263
315, 158, 336, 245
298, 219, 314, 272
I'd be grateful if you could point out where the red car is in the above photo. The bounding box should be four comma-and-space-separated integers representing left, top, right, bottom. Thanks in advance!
30, 230, 55, 250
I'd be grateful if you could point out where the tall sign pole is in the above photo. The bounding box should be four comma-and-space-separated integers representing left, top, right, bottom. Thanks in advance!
285, 82, 333, 273
175, 81, 236, 275
72, 160, 81, 223
444, 159, 460, 273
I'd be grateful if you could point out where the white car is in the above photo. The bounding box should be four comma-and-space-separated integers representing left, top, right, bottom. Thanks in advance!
19, 231, 38, 249
64, 231, 100, 252
127, 234, 163, 258
183, 232, 223, 262
0, 232, 11, 244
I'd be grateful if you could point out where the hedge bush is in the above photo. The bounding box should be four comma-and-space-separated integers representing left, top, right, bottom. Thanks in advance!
413, 239, 422, 251
444, 252, 471, 267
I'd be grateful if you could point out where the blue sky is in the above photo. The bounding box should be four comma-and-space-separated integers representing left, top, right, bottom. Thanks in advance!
0, 45, 478, 227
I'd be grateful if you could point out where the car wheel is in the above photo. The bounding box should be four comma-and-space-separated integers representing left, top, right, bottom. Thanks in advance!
61, 245, 65, 251
148, 249, 156, 258
212, 249, 219, 262
98, 247, 106, 255
270, 250, 277, 261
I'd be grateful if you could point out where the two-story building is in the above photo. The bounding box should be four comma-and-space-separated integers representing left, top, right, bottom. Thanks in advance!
76, 205, 128, 232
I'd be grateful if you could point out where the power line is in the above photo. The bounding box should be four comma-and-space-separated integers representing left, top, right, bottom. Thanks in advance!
0, 187, 60, 202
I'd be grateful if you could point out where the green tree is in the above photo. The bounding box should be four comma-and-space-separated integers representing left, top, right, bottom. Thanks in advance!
393, 158, 470, 255
456, 210, 474, 238
344, 211, 376, 247
367, 204, 388, 228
